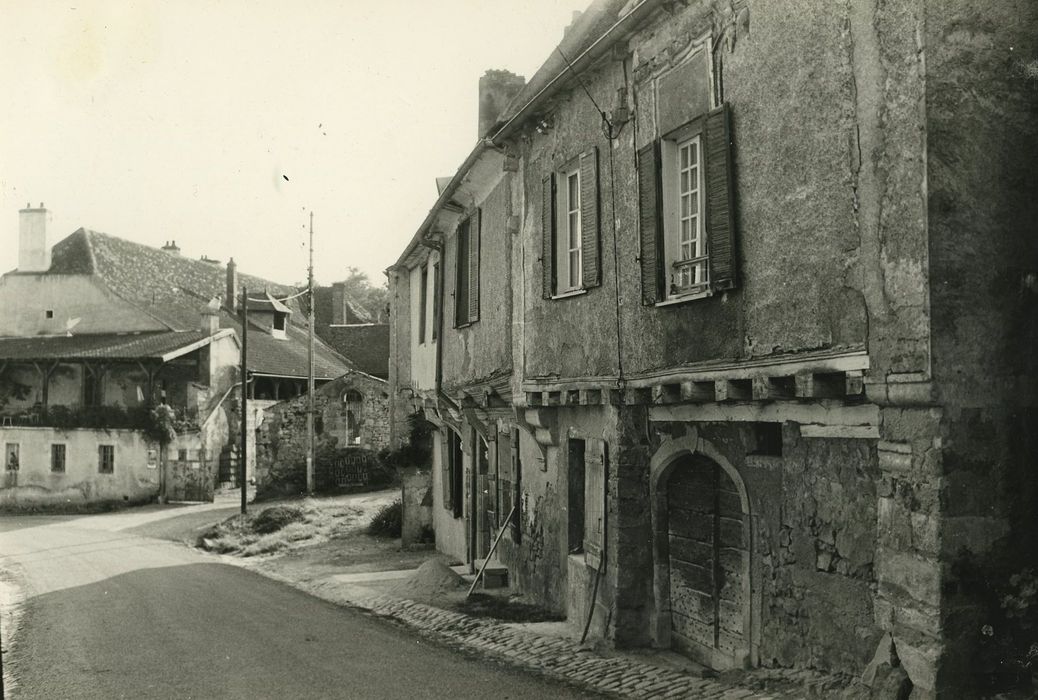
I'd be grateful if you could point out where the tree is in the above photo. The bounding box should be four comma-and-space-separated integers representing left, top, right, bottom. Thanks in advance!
337, 267, 389, 323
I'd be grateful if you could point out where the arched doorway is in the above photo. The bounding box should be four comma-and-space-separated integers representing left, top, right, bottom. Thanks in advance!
650, 435, 753, 670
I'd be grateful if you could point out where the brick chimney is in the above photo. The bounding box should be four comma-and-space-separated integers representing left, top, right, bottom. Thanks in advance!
18, 203, 51, 272
161, 240, 181, 255
226, 258, 238, 312
331, 282, 345, 325
478, 70, 526, 139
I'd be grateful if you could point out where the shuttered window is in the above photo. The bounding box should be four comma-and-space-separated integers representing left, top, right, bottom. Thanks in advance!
454, 211, 481, 326
542, 148, 601, 298
639, 103, 737, 304
444, 428, 464, 518
419, 264, 429, 343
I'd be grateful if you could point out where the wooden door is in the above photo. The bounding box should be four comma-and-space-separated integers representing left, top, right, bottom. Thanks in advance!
666, 455, 747, 667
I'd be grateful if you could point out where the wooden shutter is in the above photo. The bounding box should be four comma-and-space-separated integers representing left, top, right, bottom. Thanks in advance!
705, 103, 737, 291
453, 225, 467, 328
541, 173, 556, 299
583, 439, 608, 568
442, 432, 452, 510
468, 209, 481, 322
637, 141, 663, 305
579, 148, 600, 288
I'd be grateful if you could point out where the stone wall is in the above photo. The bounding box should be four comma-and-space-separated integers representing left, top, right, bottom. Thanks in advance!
254, 372, 390, 494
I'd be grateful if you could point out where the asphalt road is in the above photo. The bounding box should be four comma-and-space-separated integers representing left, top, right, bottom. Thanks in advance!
0, 508, 599, 700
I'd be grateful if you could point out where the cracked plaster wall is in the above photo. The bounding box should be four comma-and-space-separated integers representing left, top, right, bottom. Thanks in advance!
441, 177, 513, 392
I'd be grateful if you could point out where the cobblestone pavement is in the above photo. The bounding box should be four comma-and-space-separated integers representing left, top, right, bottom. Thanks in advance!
334, 586, 859, 699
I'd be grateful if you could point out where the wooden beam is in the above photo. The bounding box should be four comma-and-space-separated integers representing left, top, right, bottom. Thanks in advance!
715, 378, 752, 402
680, 380, 715, 402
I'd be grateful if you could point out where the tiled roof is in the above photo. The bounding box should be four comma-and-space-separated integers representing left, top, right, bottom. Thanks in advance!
316, 324, 389, 379
0, 330, 214, 361
49, 229, 302, 331
227, 315, 350, 380
45, 228, 351, 380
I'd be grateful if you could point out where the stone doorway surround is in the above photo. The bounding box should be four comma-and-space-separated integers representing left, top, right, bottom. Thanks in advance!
648, 430, 759, 669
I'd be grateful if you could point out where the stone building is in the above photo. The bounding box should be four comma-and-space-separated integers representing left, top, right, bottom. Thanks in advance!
254, 370, 391, 495
388, 1, 1037, 696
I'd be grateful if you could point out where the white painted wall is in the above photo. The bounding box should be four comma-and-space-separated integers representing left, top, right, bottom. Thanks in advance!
0, 274, 166, 336
430, 428, 467, 563
408, 256, 437, 392
0, 426, 159, 508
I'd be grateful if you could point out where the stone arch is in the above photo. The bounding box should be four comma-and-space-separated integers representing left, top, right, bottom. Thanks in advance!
649, 431, 757, 670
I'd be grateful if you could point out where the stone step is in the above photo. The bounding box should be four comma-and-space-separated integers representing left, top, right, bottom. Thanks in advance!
474, 558, 509, 589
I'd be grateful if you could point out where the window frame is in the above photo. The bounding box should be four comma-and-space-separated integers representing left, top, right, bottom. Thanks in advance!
5, 443, 20, 471
556, 166, 583, 294
419, 263, 429, 344
51, 444, 66, 473
343, 390, 363, 445
453, 211, 480, 327
660, 120, 711, 302
98, 444, 115, 474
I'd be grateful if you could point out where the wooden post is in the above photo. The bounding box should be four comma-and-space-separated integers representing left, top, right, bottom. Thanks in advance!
240, 286, 248, 515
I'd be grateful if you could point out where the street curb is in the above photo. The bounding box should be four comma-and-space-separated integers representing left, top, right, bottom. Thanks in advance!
299, 583, 846, 700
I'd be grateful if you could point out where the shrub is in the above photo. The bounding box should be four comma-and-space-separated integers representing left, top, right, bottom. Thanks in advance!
367, 499, 402, 537
252, 505, 306, 534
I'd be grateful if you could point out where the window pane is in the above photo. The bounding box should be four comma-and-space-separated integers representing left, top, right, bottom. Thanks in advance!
569, 214, 579, 247
689, 143, 698, 166
680, 170, 689, 193
568, 173, 579, 212
680, 146, 689, 169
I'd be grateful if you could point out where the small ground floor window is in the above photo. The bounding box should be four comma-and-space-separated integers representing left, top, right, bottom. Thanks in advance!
51, 444, 66, 473
98, 444, 115, 474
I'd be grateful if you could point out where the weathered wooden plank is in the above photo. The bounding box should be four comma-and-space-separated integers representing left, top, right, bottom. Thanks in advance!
670, 558, 714, 593
668, 535, 714, 564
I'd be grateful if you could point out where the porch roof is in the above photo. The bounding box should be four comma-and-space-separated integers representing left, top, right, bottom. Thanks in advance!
0, 330, 229, 363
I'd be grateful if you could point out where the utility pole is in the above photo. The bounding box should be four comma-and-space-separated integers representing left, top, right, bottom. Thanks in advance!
306, 212, 315, 496
240, 285, 249, 515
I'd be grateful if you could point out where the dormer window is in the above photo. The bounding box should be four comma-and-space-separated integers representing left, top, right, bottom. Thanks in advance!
272, 311, 287, 340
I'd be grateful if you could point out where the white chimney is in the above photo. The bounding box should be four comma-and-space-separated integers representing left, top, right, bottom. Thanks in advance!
19, 203, 51, 272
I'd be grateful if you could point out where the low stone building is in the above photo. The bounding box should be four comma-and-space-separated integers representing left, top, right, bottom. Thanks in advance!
254, 370, 390, 495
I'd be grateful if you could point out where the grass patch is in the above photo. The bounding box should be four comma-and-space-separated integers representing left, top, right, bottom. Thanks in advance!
366, 499, 402, 538
195, 496, 386, 557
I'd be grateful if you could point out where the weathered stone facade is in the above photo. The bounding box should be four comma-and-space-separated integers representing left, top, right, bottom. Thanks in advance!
389, 1, 1038, 696
254, 371, 390, 494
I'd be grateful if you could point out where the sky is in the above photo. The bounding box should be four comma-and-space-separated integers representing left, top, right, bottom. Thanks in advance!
0, 0, 590, 288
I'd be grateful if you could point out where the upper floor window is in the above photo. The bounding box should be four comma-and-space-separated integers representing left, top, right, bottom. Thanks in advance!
557, 168, 583, 293
431, 262, 440, 342
638, 103, 737, 305
664, 134, 707, 294
542, 149, 600, 299
454, 211, 481, 327
272, 311, 288, 339
419, 264, 429, 343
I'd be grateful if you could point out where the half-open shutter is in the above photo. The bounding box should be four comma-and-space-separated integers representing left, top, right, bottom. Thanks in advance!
541, 173, 556, 299
442, 435, 452, 511
637, 140, 663, 305
583, 439, 608, 568
579, 148, 601, 288
468, 208, 481, 322
705, 103, 737, 291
